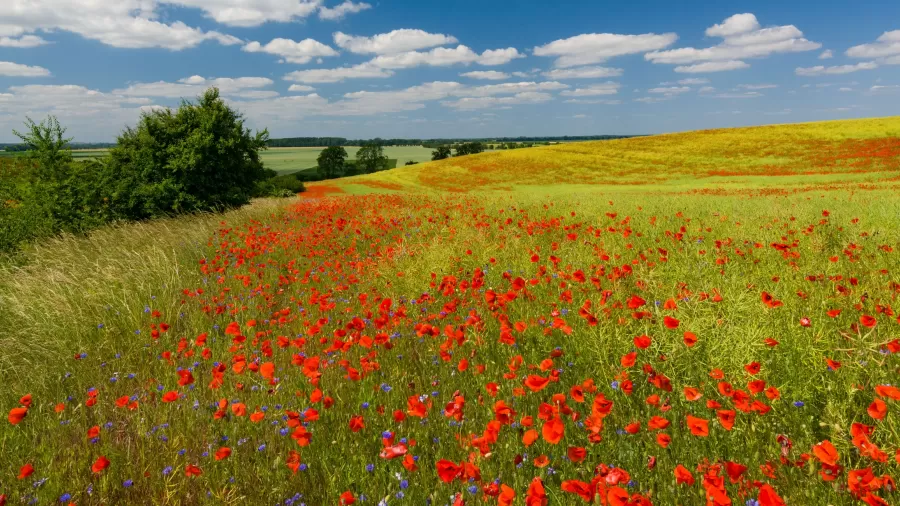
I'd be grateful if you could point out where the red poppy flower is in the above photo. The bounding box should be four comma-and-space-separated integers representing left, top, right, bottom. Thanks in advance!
674, 464, 694, 485
17, 463, 34, 480
214, 447, 231, 461
8, 407, 27, 425
663, 316, 680, 329
184, 464, 202, 477
92, 455, 110, 474
686, 415, 709, 437
812, 440, 838, 466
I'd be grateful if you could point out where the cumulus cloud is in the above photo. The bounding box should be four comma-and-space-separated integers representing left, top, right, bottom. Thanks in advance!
646, 13, 820, 72
819, 49, 833, 59
736, 84, 777, 89
283, 63, 394, 83
333, 29, 457, 55
460, 71, 510, 80
0, 84, 157, 141
113, 76, 274, 98
559, 82, 621, 97
368, 45, 523, 69
288, 84, 316, 92
795, 62, 878, 76
846, 31, 900, 65
442, 92, 552, 110
318, 1, 371, 21
166, 0, 321, 27
242, 38, 339, 64
541, 66, 623, 79
647, 86, 690, 95
0, 0, 246, 50
714, 91, 763, 98
534, 32, 678, 68
674, 61, 750, 73
0, 35, 49, 48
0, 61, 51, 77
563, 98, 621, 105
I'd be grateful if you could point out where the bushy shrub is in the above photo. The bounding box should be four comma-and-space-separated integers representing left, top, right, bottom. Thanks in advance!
103, 88, 270, 219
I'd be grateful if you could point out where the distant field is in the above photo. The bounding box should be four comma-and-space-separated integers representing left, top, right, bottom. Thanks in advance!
317, 116, 900, 195
262, 146, 434, 173
1, 146, 436, 174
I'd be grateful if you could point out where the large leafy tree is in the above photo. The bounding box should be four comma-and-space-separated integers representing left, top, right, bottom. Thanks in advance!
317, 146, 348, 179
356, 143, 387, 174
104, 87, 269, 219
431, 145, 451, 161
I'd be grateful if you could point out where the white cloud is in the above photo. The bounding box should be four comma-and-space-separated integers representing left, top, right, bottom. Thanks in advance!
0, 84, 157, 141
442, 92, 553, 110
318, 1, 371, 20
675, 61, 750, 73
0, 1, 244, 50
334, 29, 457, 55
847, 31, 900, 61
736, 83, 777, 89
288, 84, 316, 92
478, 48, 525, 65
676, 78, 709, 85
559, 82, 621, 97
284, 63, 394, 83
819, 49, 833, 59
369, 45, 523, 69
698, 86, 716, 94
541, 66, 623, 79
705, 13, 760, 38
460, 71, 510, 80
839, 87, 853, 92
634, 96, 670, 104
0, 61, 50, 77
714, 91, 763, 98
871, 84, 900, 92
795, 62, 878, 76
534, 32, 678, 68
463, 81, 568, 97
242, 38, 338, 64
572, 114, 587, 118
646, 13, 820, 72
648, 86, 690, 95
165, 0, 321, 27
563, 98, 620, 105
0, 35, 49, 48
113, 76, 274, 98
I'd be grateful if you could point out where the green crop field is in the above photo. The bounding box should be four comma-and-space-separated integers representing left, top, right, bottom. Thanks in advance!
3, 117, 900, 506
1, 146, 435, 174
262, 146, 435, 173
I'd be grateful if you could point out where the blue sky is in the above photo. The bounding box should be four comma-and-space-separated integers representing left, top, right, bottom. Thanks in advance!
0, 0, 899, 142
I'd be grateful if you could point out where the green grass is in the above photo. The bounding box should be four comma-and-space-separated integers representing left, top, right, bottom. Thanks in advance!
2, 118, 900, 505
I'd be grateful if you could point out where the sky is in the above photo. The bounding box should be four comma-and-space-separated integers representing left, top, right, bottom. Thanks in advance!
0, 1, 899, 142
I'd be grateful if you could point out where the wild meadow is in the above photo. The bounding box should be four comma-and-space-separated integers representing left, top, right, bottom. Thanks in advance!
2, 117, 900, 506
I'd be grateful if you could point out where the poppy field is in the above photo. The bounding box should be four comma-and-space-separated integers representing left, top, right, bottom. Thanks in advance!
2, 118, 900, 506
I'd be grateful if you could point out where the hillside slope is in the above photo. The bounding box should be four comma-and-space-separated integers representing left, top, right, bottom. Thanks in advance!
313, 116, 900, 196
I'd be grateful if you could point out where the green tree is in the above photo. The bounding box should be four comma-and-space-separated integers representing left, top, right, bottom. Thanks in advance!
356, 143, 387, 173
432, 145, 451, 161
317, 146, 348, 179
13, 116, 73, 179
104, 87, 269, 219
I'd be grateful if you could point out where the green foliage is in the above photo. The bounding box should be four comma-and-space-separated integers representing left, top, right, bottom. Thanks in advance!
1, 88, 280, 255
431, 145, 451, 161
317, 146, 348, 179
454, 141, 485, 156
103, 88, 270, 219
356, 143, 388, 173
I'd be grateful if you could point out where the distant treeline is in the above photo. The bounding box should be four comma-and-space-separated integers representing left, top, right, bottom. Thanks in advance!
266, 135, 638, 148
1, 142, 116, 152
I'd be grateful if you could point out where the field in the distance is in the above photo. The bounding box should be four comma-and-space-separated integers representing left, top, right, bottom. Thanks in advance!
315, 116, 900, 196
2, 117, 900, 506
1, 146, 437, 174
